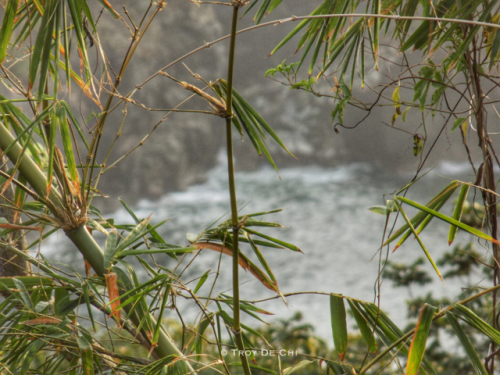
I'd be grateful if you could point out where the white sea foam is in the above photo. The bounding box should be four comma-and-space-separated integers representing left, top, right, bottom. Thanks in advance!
40, 161, 475, 343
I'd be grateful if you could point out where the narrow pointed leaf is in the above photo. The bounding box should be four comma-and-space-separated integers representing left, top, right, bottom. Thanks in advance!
193, 313, 213, 361
448, 184, 470, 245
352, 300, 437, 375
446, 312, 489, 375
373, 0, 381, 68
76, 336, 94, 375
192, 242, 279, 292
330, 294, 348, 360
384, 180, 459, 246
283, 360, 315, 375
269, 3, 324, 56
58, 105, 79, 185
152, 277, 172, 346
12, 278, 32, 309
115, 216, 151, 252
406, 304, 437, 375
221, 80, 294, 157
394, 200, 443, 282
96, 0, 119, 18
347, 300, 377, 353
103, 229, 118, 270
193, 270, 210, 294
245, 232, 277, 282
396, 196, 499, 244
490, 27, 500, 69
0, 0, 19, 63
395, 193, 449, 251
244, 228, 302, 252
29, 0, 51, 88
268, 0, 283, 13
453, 304, 500, 345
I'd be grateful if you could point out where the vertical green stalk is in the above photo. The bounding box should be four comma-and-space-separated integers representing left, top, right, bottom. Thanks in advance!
225, 5, 252, 375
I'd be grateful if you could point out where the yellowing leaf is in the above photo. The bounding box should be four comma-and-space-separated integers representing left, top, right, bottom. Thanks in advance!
392, 86, 401, 110
406, 304, 437, 375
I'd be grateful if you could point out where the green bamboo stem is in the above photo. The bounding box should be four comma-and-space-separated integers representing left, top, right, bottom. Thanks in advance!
224, 5, 252, 375
0, 121, 196, 373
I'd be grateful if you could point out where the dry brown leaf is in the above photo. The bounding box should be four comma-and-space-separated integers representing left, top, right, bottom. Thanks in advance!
0, 223, 40, 231
105, 272, 121, 327
84, 259, 92, 277
22, 317, 62, 326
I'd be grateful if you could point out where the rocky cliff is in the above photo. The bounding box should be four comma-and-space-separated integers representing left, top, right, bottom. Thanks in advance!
85, 0, 481, 212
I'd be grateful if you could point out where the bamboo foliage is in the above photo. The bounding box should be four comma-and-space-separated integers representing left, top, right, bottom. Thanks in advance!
0, 0, 500, 373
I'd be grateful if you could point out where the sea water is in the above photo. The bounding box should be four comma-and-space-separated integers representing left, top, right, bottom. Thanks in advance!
44, 159, 482, 343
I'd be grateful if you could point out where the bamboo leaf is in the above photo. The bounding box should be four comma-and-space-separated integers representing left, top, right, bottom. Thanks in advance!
29, 0, 52, 89
446, 312, 489, 375
394, 200, 444, 282
395, 194, 449, 251
109, 275, 166, 311
76, 336, 94, 375
245, 232, 277, 283
57, 105, 79, 186
0, 0, 19, 63
19, 339, 46, 375
46, 107, 58, 195
117, 247, 195, 257
221, 80, 294, 157
217, 310, 272, 346
352, 300, 437, 375
37, 3, 56, 103
268, 0, 283, 13
330, 294, 348, 360
406, 304, 437, 375
283, 360, 315, 375
0, 276, 52, 291
96, 0, 119, 19
103, 229, 118, 270
269, 3, 324, 56
82, 280, 96, 332
373, 0, 381, 68
11, 278, 32, 309
448, 184, 470, 245
254, 0, 271, 24
193, 270, 210, 294
347, 300, 377, 353
453, 304, 500, 346
143, 355, 177, 375
490, 26, 500, 69
152, 277, 171, 347
118, 198, 176, 259
115, 215, 151, 252
192, 242, 280, 292
193, 313, 213, 361
384, 181, 460, 246
244, 228, 302, 252
396, 196, 499, 244
219, 296, 273, 316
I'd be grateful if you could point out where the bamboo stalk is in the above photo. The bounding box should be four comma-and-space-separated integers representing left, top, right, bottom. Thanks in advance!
224, 5, 252, 375
0, 121, 196, 373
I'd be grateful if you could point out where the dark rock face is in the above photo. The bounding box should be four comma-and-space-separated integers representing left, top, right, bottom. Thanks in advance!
90, 0, 228, 212
87, 1, 481, 212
